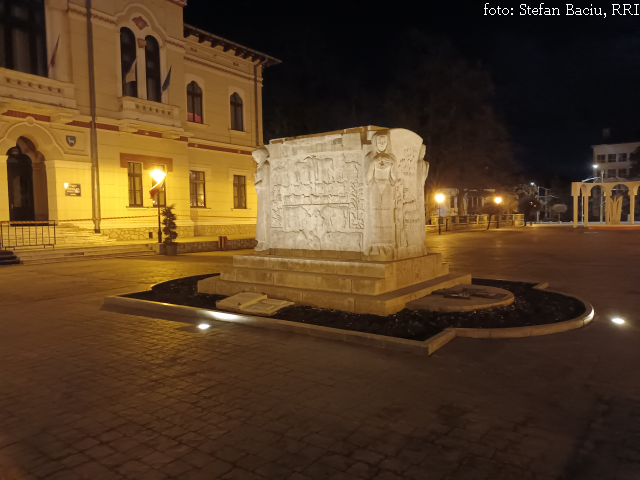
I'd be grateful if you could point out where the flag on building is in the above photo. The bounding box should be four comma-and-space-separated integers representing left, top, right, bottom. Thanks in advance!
125, 58, 137, 83
48, 36, 60, 73
162, 67, 172, 92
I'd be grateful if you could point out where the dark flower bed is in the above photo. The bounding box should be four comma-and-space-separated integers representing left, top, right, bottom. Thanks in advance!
126, 276, 586, 342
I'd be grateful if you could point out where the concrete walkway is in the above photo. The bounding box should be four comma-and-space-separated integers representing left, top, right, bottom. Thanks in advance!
1, 228, 639, 480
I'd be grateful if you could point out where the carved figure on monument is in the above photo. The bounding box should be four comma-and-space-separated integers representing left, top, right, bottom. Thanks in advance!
366, 133, 398, 257
252, 147, 271, 251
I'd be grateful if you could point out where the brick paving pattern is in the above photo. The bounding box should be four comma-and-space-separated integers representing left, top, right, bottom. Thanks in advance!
1, 228, 639, 479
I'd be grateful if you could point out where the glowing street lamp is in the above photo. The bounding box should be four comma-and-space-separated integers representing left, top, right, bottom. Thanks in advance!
150, 169, 167, 243
494, 197, 502, 229
435, 194, 445, 235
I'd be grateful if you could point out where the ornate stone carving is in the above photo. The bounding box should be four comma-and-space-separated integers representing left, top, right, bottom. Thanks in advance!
252, 147, 271, 251
132, 17, 149, 31
259, 127, 429, 260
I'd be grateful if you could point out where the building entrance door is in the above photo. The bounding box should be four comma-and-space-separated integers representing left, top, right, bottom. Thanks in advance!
6, 146, 36, 222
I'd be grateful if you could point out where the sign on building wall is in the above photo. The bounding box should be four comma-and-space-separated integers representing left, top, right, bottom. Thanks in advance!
65, 184, 81, 196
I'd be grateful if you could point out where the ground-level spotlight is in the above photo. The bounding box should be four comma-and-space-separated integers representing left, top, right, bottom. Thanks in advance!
198, 323, 211, 330
611, 318, 625, 325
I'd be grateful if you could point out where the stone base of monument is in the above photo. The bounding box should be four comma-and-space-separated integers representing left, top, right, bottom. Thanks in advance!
198, 252, 471, 316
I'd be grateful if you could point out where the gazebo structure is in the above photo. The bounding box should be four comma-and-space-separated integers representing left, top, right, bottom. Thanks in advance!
571, 180, 640, 228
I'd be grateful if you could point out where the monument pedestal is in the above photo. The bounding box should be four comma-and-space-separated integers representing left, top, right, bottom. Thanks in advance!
198, 253, 470, 316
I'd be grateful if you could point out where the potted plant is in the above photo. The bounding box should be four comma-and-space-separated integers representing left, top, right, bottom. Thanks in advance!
161, 204, 179, 256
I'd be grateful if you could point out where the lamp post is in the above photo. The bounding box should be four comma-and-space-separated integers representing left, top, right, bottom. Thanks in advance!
150, 169, 166, 243
435, 193, 444, 235
494, 197, 502, 229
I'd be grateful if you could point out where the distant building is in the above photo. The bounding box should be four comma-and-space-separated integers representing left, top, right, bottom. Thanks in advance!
433, 188, 492, 217
592, 128, 639, 180
590, 130, 638, 220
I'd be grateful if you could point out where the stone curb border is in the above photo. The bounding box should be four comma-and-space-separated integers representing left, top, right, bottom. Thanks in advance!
454, 284, 594, 339
102, 281, 593, 356
103, 295, 455, 356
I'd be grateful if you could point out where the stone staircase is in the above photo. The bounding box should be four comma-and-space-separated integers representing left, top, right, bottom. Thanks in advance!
1, 225, 156, 265
12, 244, 156, 265
0, 251, 20, 266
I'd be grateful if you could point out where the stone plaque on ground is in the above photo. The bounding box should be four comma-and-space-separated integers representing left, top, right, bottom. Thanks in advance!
216, 293, 294, 316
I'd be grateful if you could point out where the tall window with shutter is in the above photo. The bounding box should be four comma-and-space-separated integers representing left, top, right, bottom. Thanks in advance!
0, 0, 47, 77
127, 162, 143, 207
190, 171, 205, 207
230, 93, 243, 131
145, 36, 161, 102
187, 81, 203, 123
120, 27, 137, 97
233, 175, 246, 209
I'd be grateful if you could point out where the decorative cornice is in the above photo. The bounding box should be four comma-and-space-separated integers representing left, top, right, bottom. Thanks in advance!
2, 110, 51, 122
184, 56, 261, 83
132, 16, 149, 30
166, 38, 185, 50
68, 5, 117, 25
167, 0, 187, 7
0, 109, 251, 152
188, 142, 252, 156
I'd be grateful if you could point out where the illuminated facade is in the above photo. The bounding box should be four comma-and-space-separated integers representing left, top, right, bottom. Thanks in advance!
0, 0, 279, 240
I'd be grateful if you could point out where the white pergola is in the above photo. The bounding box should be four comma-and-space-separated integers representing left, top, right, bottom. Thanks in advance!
571, 181, 640, 227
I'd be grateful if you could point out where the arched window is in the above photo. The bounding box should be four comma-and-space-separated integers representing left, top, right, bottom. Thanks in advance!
145, 36, 161, 102
0, 0, 47, 77
120, 27, 137, 98
187, 81, 203, 124
230, 93, 243, 131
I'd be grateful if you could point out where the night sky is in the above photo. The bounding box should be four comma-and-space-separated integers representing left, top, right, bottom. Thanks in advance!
184, 0, 640, 182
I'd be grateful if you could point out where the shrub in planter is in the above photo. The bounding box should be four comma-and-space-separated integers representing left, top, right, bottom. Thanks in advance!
161, 204, 179, 256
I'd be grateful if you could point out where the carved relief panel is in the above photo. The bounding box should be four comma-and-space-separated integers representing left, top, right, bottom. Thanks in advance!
263, 127, 427, 259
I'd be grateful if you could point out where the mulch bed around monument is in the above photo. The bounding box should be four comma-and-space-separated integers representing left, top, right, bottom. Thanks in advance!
125, 276, 587, 342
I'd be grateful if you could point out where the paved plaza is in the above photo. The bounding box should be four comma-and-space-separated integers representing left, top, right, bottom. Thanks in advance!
1, 227, 639, 480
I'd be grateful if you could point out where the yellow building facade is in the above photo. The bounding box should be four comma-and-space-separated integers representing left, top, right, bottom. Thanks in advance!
0, 0, 279, 241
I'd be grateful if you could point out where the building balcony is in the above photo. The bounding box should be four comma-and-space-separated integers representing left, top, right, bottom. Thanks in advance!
119, 96, 181, 128
0, 67, 76, 111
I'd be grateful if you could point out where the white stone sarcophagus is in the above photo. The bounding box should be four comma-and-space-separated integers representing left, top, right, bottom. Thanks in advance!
199, 126, 470, 316
255, 126, 428, 261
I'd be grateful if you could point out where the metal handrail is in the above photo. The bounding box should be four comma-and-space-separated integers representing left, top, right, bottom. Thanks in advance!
0, 221, 57, 250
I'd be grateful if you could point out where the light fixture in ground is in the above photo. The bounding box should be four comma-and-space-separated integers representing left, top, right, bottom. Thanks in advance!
198, 323, 211, 330
611, 318, 625, 325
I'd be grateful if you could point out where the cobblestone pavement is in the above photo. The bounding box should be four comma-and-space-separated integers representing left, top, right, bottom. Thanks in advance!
1, 228, 639, 480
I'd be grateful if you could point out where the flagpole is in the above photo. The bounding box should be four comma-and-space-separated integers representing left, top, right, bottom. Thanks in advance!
86, 0, 101, 233
48, 36, 60, 77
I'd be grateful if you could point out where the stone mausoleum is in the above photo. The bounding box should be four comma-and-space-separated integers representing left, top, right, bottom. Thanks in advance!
200, 126, 470, 315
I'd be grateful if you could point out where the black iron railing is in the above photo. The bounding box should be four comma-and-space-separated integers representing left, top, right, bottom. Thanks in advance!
0, 221, 57, 250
